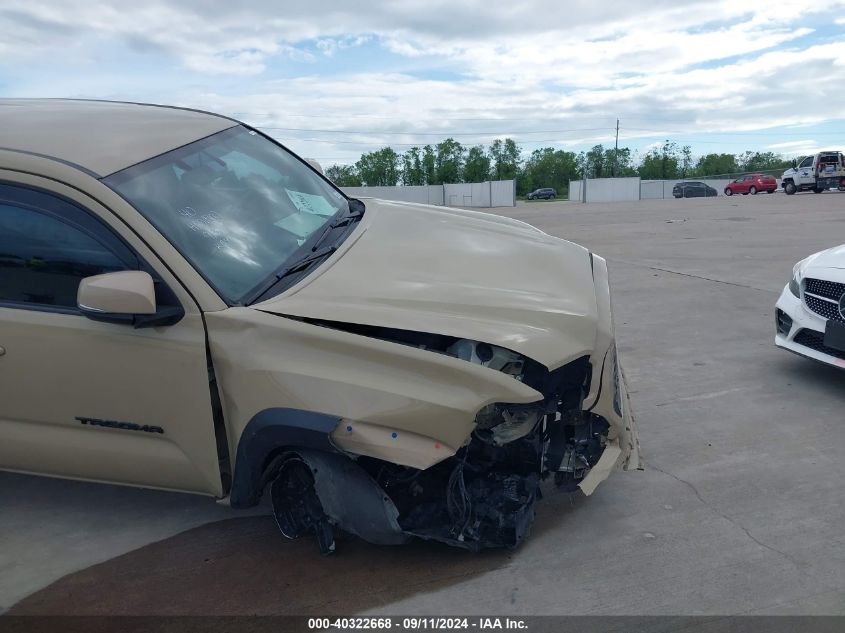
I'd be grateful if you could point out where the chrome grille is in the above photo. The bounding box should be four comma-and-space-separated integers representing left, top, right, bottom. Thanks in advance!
804, 294, 843, 321
803, 277, 844, 321
805, 277, 845, 301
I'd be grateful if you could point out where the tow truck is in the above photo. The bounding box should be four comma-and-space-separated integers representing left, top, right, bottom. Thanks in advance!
781, 151, 845, 194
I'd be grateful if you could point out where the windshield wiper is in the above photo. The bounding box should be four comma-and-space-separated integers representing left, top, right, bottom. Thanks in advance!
244, 199, 365, 305
309, 203, 364, 254
275, 245, 338, 281
243, 245, 338, 305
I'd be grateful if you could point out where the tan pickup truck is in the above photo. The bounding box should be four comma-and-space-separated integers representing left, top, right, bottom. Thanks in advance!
0, 99, 640, 552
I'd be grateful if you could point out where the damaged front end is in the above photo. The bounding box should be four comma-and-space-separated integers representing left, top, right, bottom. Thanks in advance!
268, 338, 630, 553
213, 200, 642, 552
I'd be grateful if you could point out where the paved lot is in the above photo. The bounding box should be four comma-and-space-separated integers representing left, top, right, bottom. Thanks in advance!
3, 192, 845, 616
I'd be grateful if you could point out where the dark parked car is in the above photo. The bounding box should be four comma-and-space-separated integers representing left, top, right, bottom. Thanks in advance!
527, 187, 556, 200
672, 181, 718, 198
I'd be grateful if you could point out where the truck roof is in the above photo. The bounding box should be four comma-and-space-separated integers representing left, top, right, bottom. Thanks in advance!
0, 99, 238, 177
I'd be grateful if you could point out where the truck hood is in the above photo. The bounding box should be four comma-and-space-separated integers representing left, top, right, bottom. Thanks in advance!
253, 198, 599, 369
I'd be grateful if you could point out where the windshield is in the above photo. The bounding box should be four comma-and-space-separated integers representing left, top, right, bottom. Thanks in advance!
105, 126, 349, 304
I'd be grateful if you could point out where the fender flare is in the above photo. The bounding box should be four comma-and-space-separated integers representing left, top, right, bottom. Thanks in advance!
229, 408, 341, 508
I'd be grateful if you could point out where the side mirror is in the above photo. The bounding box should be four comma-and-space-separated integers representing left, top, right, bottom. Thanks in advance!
792, 160, 797, 169
78, 271, 156, 325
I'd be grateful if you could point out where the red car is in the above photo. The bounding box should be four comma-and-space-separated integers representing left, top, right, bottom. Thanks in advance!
724, 173, 777, 196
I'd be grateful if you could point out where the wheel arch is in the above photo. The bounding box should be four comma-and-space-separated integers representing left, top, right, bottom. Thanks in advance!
229, 408, 342, 508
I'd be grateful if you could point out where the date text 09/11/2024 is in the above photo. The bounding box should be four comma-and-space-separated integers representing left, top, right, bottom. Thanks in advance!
307, 618, 529, 630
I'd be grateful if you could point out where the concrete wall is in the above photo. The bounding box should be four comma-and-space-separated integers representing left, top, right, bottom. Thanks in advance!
490, 179, 517, 207
445, 182, 489, 207
568, 177, 641, 202
342, 180, 515, 208
640, 180, 669, 199
342, 184, 444, 206
569, 177, 641, 203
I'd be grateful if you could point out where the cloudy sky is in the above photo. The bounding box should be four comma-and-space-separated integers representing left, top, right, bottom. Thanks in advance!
2, 1, 845, 165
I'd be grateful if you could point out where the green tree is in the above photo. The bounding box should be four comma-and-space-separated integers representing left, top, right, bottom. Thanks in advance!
356, 147, 400, 186
585, 144, 607, 178
519, 147, 579, 196
694, 153, 738, 177
489, 138, 521, 180
638, 140, 681, 180
422, 144, 436, 184
434, 137, 465, 184
607, 147, 636, 177
737, 151, 791, 173
680, 145, 693, 179
463, 145, 491, 182
401, 147, 425, 185
325, 164, 362, 187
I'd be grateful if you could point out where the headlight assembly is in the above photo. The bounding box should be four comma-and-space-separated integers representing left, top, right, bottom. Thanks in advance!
789, 264, 802, 297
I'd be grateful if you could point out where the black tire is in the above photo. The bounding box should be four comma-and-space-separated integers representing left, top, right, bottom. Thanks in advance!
813, 187, 824, 194
724, 188, 733, 196
767, 190, 775, 194
550, 194, 555, 199
749, 186, 757, 195
271, 458, 336, 554
784, 181, 797, 195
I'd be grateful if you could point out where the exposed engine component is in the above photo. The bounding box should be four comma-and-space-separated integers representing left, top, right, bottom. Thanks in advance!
474, 403, 544, 446
371, 428, 544, 550
269, 352, 612, 553
446, 339, 526, 378
547, 414, 610, 492
284, 317, 535, 382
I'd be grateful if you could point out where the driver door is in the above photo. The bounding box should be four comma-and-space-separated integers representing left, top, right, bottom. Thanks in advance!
0, 180, 224, 496
797, 156, 815, 186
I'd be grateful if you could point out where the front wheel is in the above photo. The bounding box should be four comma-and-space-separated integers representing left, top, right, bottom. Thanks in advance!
271, 458, 336, 555
549, 194, 555, 199
749, 186, 757, 195
784, 181, 797, 195
724, 188, 733, 196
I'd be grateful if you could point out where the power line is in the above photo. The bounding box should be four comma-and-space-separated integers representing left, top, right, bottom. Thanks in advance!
256, 125, 615, 136
269, 135, 613, 146
241, 112, 621, 122
624, 127, 845, 137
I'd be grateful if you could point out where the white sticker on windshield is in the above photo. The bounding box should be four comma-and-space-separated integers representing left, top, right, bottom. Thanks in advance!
274, 211, 327, 239
285, 189, 336, 216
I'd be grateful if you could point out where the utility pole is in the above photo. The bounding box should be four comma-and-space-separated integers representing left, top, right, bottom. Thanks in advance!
613, 118, 619, 177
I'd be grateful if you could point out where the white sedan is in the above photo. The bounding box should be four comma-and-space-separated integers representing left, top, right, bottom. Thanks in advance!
776, 244, 845, 369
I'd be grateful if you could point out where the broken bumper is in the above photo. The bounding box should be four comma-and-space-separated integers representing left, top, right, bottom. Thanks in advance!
273, 328, 640, 553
